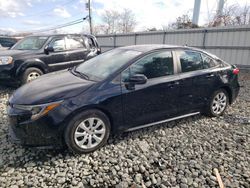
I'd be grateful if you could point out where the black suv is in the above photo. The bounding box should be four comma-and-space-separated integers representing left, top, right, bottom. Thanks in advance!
0, 34, 100, 85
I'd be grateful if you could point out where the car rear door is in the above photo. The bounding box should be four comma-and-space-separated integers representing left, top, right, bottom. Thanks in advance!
175, 50, 219, 114
121, 50, 180, 129
64, 36, 89, 67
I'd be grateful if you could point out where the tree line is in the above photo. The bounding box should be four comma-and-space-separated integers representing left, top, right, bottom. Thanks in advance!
93, 3, 250, 34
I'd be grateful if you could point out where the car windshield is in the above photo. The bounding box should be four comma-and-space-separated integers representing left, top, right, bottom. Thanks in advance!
74, 49, 142, 81
12, 36, 48, 50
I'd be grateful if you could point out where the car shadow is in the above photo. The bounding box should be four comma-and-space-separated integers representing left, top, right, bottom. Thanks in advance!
110, 114, 204, 145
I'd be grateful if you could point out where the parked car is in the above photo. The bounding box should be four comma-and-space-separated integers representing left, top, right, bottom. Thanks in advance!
0, 34, 100, 85
7, 45, 240, 153
0, 36, 18, 50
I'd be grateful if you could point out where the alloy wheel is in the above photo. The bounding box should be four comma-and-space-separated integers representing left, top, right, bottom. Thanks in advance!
74, 117, 106, 149
211, 92, 227, 115
27, 71, 41, 82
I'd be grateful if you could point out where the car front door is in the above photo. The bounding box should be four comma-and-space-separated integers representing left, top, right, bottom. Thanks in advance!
121, 50, 180, 129
42, 36, 68, 71
64, 36, 89, 67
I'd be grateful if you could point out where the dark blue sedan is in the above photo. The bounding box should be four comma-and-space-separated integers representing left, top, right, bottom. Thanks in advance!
7, 45, 240, 153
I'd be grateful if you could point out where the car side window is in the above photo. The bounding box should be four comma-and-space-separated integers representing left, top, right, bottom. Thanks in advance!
50, 38, 66, 52
202, 53, 219, 68
66, 37, 86, 50
179, 51, 203, 72
122, 51, 174, 81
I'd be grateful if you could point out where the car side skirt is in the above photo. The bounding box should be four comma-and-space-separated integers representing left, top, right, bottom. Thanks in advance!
125, 112, 200, 132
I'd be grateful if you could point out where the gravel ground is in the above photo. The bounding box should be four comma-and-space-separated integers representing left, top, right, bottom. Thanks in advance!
0, 72, 249, 188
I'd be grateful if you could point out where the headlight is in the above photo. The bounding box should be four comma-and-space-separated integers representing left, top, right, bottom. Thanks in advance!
0, 56, 13, 65
13, 101, 63, 121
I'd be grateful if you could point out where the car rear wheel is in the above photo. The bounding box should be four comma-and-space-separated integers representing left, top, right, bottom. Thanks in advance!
206, 89, 229, 117
22, 67, 43, 84
64, 110, 111, 154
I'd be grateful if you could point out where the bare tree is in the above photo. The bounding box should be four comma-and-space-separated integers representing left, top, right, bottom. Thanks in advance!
118, 9, 136, 33
102, 10, 120, 34
101, 9, 136, 34
167, 14, 198, 30
209, 4, 250, 27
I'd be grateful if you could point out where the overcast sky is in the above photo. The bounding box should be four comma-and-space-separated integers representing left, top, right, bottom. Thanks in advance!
0, 0, 249, 34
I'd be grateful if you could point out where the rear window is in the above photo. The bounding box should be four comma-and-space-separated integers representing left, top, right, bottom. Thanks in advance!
201, 53, 220, 68
178, 51, 203, 72
66, 37, 86, 50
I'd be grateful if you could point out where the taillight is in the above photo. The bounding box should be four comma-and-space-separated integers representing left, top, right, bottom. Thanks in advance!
233, 68, 240, 75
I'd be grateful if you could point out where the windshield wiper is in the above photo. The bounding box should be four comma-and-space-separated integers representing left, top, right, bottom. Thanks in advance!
71, 67, 89, 80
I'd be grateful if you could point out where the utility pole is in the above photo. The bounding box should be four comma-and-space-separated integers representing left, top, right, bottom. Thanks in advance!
192, 0, 201, 25
88, 0, 93, 34
217, 0, 225, 17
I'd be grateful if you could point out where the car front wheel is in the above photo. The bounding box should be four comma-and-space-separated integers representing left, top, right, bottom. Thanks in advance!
64, 110, 111, 154
206, 89, 229, 117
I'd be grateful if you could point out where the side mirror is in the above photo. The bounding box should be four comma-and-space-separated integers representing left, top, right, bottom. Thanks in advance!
44, 45, 54, 54
128, 74, 147, 85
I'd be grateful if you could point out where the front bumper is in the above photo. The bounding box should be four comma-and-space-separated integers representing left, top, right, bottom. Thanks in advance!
0, 64, 19, 85
7, 107, 66, 148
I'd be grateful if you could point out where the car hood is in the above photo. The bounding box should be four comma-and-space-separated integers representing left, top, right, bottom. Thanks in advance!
10, 70, 95, 105
0, 49, 37, 58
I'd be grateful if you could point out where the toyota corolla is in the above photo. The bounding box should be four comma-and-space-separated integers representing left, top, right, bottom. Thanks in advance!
7, 45, 240, 153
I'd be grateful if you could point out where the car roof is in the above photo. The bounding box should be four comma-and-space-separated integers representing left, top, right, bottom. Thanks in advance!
26, 34, 95, 38
117, 44, 219, 58
118, 44, 196, 52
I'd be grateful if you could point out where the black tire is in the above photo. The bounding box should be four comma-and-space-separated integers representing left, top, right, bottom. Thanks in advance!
64, 110, 111, 154
205, 89, 229, 117
21, 67, 43, 85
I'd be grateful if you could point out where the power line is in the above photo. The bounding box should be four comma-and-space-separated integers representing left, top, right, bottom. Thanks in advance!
31, 20, 84, 33
39, 13, 84, 28
18, 17, 88, 34
35, 18, 83, 30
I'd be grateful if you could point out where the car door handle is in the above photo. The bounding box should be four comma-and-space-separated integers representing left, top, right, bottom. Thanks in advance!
206, 74, 215, 78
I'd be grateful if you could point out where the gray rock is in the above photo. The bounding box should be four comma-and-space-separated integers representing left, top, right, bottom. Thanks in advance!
139, 164, 146, 173
181, 178, 188, 184
135, 173, 142, 184
10, 185, 18, 188
192, 182, 199, 187
145, 181, 152, 187
138, 141, 149, 152
150, 174, 157, 184
58, 177, 66, 184
180, 183, 188, 188
187, 178, 193, 185
115, 181, 128, 188
89, 179, 95, 186
72, 180, 78, 186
